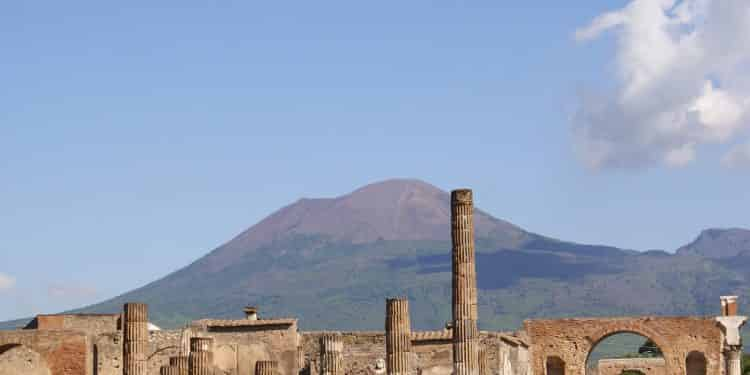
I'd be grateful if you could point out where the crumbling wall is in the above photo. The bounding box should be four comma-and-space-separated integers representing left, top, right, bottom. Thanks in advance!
301, 331, 515, 375
36, 315, 119, 337
0, 344, 52, 375
597, 358, 666, 375
0, 329, 88, 375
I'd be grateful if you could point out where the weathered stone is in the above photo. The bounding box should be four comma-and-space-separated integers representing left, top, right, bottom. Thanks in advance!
451, 189, 479, 375
257, 360, 279, 375
320, 334, 344, 375
123, 302, 148, 375
189, 337, 214, 375
386, 298, 412, 375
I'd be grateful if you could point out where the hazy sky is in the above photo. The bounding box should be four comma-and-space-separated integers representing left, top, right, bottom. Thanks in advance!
2, 1, 750, 321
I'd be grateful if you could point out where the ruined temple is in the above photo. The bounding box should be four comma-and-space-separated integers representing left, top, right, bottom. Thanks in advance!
0, 189, 745, 375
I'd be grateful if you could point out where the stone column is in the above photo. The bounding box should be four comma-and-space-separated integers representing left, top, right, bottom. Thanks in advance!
123, 303, 148, 375
320, 334, 344, 375
478, 347, 488, 375
257, 360, 279, 375
716, 296, 747, 375
727, 350, 741, 375
161, 366, 181, 375
451, 189, 479, 375
386, 297, 412, 375
189, 337, 214, 375
170, 356, 189, 375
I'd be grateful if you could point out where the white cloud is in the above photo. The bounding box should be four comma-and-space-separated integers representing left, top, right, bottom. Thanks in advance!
573, 0, 750, 169
0, 273, 16, 291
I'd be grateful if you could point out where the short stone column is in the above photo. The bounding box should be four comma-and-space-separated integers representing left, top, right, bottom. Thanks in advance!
161, 365, 181, 375
320, 334, 344, 375
189, 337, 214, 375
257, 360, 279, 375
727, 350, 741, 375
170, 356, 189, 375
386, 297, 412, 375
123, 303, 148, 375
478, 347, 488, 375
451, 189, 479, 375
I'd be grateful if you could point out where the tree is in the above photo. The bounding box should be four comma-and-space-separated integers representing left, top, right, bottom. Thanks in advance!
637, 339, 662, 357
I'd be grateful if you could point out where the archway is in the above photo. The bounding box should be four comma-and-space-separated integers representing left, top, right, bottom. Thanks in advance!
685, 351, 706, 375
546, 356, 565, 375
0, 344, 51, 375
585, 332, 665, 375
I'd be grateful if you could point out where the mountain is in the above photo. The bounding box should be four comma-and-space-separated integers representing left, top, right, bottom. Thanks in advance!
10, 179, 750, 331
676, 228, 750, 259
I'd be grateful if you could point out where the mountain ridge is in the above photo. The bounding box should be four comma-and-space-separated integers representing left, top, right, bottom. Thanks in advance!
3, 178, 749, 331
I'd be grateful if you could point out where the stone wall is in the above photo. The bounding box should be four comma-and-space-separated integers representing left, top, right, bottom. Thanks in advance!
0, 344, 52, 375
36, 315, 120, 337
597, 358, 666, 375
0, 329, 88, 375
300, 331, 519, 375
524, 317, 723, 375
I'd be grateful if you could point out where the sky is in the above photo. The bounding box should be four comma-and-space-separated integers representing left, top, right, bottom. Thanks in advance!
1, 1, 749, 321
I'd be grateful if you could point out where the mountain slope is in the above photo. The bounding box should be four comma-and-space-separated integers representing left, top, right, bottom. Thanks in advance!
676, 228, 750, 259
26, 179, 750, 331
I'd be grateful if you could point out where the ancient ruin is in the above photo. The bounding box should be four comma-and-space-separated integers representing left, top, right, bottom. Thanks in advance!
124, 303, 149, 375
320, 335, 344, 375
0, 188, 745, 375
386, 298, 412, 375
451, 189, 480, 375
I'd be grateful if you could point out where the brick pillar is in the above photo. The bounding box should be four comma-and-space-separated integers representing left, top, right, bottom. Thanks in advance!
257, 360, 279, 375
478, 347, 488, 375
451, 189, 479, 375
320, 334, 344, 375
189, 337, 214, 375
161, 366, 181, 375
170, 356, 189, 375
722, 296, 739, 316
386, 297, 412, 375
123, 303, 148, 375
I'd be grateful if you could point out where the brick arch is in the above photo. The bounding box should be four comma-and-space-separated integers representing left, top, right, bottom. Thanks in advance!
524, 317, 723, 375
582, 325, 672, 370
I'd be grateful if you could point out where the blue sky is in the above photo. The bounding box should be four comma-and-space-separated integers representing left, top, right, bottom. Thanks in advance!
2, 1, 749, 321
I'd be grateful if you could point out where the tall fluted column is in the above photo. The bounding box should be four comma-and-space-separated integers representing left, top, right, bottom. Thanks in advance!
123, 303, 148, 375
320, 334, 344, 375
451, 189, 479, 375
189, 337, 214, 375
170, 356, 189, 375
257, 360, 279, 375
386, 297, 412, 375
161, 366, 181, 375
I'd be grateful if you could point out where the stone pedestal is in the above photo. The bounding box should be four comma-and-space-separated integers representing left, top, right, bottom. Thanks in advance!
451, 189, 479, 375
386, 298, 412, 375
123, 303, 148, 375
